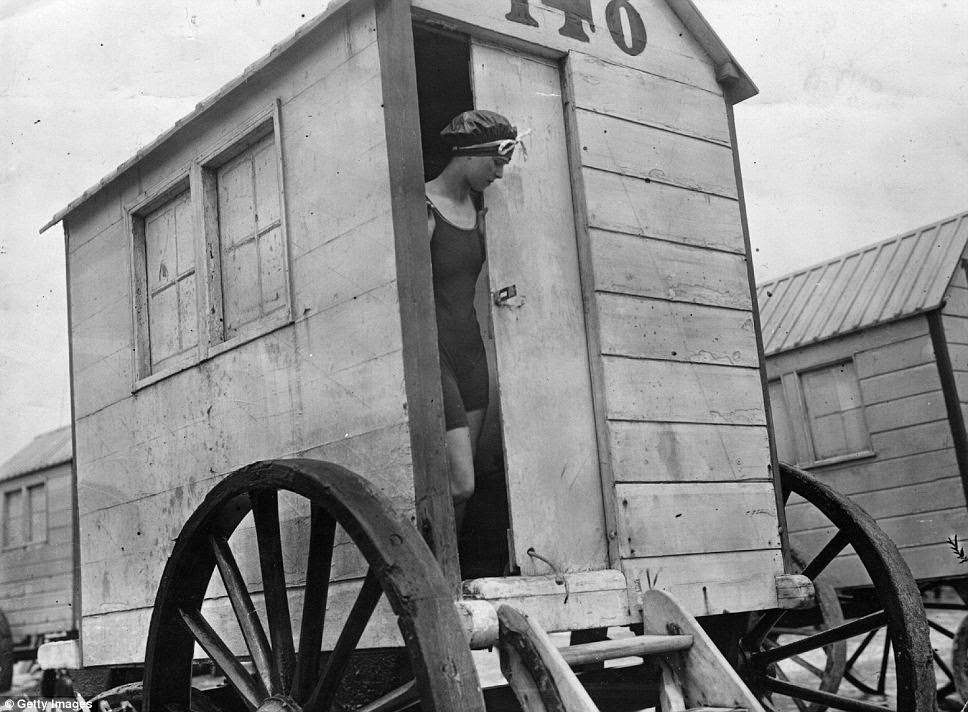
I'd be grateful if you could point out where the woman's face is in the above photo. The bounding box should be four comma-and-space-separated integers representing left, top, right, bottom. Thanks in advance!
464, 155, 510, 192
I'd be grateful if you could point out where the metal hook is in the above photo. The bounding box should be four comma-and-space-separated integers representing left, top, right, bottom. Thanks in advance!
526, 547, 570, 604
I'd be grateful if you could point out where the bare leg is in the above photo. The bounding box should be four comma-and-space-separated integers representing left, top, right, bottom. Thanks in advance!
446, 427, 475, 531
448, 408, 486, 531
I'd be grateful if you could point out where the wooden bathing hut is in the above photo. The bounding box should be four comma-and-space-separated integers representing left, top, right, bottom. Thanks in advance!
759, 210, 968, 586
37, 0, 799, 695
0, 425, 75, 690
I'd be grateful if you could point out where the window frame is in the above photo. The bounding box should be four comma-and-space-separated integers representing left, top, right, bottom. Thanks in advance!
129, 174, 197, 382
770, 356, 877, 469
1, 480, 48, 550
129, 100, 292, 390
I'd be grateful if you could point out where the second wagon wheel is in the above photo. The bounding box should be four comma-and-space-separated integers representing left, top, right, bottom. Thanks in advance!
739, 462, 935, 712
142, 459, 485, 712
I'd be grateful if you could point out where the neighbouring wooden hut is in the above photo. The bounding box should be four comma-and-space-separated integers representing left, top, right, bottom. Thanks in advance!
0, 425, 75, 683
39, 0, 786, 674
759, 210, 968, 586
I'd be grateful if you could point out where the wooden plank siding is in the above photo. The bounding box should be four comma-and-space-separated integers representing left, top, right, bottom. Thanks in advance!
777, 313, 968, 587
0, 462, 75, 639
564, 41, 781, 614
66, 2, 418, 666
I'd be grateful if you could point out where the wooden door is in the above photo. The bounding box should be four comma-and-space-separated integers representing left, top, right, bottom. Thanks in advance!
471, 44, 607, 574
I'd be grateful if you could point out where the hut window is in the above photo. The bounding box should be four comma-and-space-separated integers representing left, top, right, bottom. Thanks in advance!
800, 360, 871, 462
27, 483, 47, 544
213, 132, 287, 340
1, 483, 44, 548
142, 190, 198, 372
2, 488, 23, 547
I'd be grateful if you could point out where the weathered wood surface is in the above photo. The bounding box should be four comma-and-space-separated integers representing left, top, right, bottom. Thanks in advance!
598, 294, 757, 367
472, 43, 606, 575
592, 230, 752, 309
377, 0, 458, 588
608, 422, 771, 483
603, 358, 766, 425
0, 463, 74, 638
413, 0, 721, 92
463, 571, 633, 634
773, 309, 968, 584
497, 605, 599, 712
624, 549, 784, 617
67, 2, 422, 667
585, 175, 744, 255
568, 53, 730, 145
617, 482, 781, 558
559, 16, 779, 615
639, 590, 765, 710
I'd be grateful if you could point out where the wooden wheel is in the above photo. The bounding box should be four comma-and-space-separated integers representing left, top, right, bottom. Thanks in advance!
142, 459, 485, 712
948, 613, 968, 704
739, 463, 935, 711
0, 607, 12, 692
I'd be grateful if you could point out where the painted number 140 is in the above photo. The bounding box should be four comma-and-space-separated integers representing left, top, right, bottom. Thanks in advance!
506, 0, 648, 56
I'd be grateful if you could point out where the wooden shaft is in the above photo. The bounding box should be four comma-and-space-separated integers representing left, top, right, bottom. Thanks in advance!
179, 608, 263, 709
210, 535, 276, 695
560, 635, 693, 666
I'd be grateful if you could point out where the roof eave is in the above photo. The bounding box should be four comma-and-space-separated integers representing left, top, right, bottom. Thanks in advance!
665, 0, 758, 104
39, 0, 360, 235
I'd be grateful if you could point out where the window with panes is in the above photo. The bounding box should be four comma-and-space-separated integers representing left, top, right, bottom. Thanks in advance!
766, 359, 873, 466
2, 482, 46, 548
131, 111, 289, 381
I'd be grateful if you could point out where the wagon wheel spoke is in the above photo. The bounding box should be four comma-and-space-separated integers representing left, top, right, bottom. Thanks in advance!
876, 633, 891, 694
179, 607, 263, 710
144, 461, 486, 712
750, 611, 886, 667
801, 530, 851, 580
291, 505, 338, 702
842, 668, 884, 696
789, 653, 825, 678
844, 628, 878, 673
928, 618, 955, 639
763, 675, 899, 712
252, 489, 297, 692
772, 665, 810, 712
304, 567, 384, 712
354, 680, 420, 712
210, 534, 276, 694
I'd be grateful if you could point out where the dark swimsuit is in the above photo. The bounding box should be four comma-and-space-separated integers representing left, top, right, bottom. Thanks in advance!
428, 196, 489, 430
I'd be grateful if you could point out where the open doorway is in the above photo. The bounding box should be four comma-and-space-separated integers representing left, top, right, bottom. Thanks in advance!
412, 24, 511, 579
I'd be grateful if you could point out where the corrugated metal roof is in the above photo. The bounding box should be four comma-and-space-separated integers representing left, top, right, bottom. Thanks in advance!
758, 210, 968, 355
0, 425, 72, 483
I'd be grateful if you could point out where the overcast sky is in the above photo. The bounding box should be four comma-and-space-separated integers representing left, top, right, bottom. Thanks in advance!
1, 0, 966, 464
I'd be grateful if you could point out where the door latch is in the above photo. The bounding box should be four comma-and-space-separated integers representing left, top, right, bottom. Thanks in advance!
493, 284, 525, 308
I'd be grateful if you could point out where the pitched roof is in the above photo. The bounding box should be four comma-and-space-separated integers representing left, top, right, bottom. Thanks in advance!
40, 0, 755, 234
0, 425, 73, 483
757, 210, 968, 356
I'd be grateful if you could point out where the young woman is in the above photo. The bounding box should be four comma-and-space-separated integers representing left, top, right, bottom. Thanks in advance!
425, 110, 523, 529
